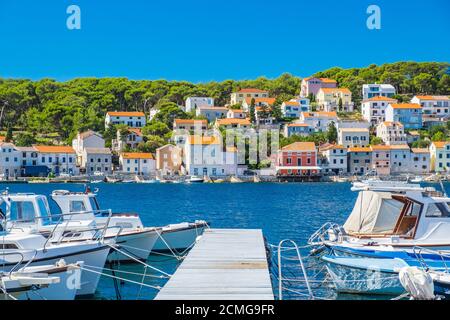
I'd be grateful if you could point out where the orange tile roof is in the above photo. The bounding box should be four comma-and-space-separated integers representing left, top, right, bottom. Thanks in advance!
381, 121, 403, 127
283, 100, 300, 106
320, 88, 351, 94
107, 111, 145, 117
415, 95, 449, 101
302, 111, 337, 118
320, 78, 337, 83
370, 145, 391, 151
432, 141, 450, 148
237, 88, 268, 93
174, 119, 207, 125
198, 106, 228, 111
128, 128, 142, 136
348, 147, 372, 152
339, 127, 369, 132
411, 148, 429, 154
228, 109, 244, 113
121, 152, 154, 159
287, 123, 310, 127
320, 144, 346, 151
363, 96, 398, 102
216, 118, 251, 126
282, 142, 316, 152
390, 103, 421, 109
244, 97, 276, 105
33, 145, 76, 154
389, 144, 410, 150
226, 146, 238, 152
0, 136, 5, 142
188, 135, 221, 145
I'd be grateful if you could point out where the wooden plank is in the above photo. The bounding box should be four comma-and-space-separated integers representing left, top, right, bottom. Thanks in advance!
155, 228, 274, 300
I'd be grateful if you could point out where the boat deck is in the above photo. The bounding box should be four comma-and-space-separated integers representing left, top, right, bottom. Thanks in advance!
154, 228, 274, 300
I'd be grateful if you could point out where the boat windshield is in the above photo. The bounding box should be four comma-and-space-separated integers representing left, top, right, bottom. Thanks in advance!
89, 196, 100, 211
10, 201, 36, 223
36, 197, 53, 225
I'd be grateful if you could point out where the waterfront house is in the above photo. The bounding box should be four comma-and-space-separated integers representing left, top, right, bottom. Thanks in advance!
370, 145, 391, 176
430, 141, 450, 172
281, 98, 310, 118
185, 97, 215, 113
422, 115, 449, 129
81, 148, 112, 175
389, 144, 411, 174
0, 142, 22, 178
112, 127, 143, 152
226, 109, 246, 119
105, 111, 146, 129
230, 88, 269, 105
407, 131, 421, 144
361, 96, 398, 125
376, 121, 407, 145
254, 105, 275, 126
173, 119, 208, 132
156, 144, 182, 176
183, 135, 231, 177
299, 111, 338, 132
17, 146, 45, 177
72, 130, 105, 155
215, 118, 251, 129
195, 106, 228, 122
242, 97, 276, 113
316, 88, 354, 112
318, 144, 347, 175
347, 147, 372, 175
338, 128, 369, 148
300, 77, 337, 98
385, 103, 422, 129
119, 152, 156, 176
410, 95, 449, 117
362, 84, 396, 100
33, 145, 78, 176
410, 148, 431, 174
283, 123, 313, 137
276, 142, 320, 177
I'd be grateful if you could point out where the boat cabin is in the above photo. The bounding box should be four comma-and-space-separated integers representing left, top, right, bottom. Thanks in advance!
343, 188, 450, 242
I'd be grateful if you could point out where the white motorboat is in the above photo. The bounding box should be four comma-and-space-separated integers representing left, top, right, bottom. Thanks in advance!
187, 175, 204, 183
51, 188, 208, 254
411, 176, 424, 183
309, 181, 450, 256
0, 260, 83, 300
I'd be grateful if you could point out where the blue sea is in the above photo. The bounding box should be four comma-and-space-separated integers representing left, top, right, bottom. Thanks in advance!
1, 182, 448, 300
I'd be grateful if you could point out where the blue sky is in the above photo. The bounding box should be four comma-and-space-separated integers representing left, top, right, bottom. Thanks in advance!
0, 0, 449, 82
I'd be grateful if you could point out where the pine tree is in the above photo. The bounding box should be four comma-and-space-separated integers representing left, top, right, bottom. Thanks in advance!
249, 98, 256, 123
5, 125, 13, 142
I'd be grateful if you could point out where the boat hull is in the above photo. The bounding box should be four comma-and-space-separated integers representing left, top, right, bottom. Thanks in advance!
108, 229, 158, 261
152, 223, 207, 252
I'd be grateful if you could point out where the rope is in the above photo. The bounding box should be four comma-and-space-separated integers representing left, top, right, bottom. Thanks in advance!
83, 264, 170, 279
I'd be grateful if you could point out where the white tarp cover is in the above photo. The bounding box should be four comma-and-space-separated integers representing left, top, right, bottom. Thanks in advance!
343, 191, 404, 234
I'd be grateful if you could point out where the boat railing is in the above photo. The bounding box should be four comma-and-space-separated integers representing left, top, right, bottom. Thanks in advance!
307, 222, 340, 245
412, 246, 450, 273
0, 249, 38, 276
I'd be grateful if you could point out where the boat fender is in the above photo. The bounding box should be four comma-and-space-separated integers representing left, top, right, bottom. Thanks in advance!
56, 259, 67, 267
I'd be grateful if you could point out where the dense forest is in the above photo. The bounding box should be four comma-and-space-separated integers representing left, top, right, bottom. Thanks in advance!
0, 61, 448, 148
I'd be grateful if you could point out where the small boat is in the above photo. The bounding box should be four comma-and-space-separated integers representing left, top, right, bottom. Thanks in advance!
105, 176, 122, 183
214, 178, 225, 183
410, 176, 423, 183
152, 221, 209, 252
187, 175, 204, 183
230, 176, 243, 183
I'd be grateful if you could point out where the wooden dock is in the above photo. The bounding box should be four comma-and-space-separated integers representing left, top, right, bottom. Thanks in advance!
155, 228, 274, 300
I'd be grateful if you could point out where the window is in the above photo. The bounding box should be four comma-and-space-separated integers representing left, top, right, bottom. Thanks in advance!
37, 197, 52, 225
10, 201, 36, 223
426, 203, 450, 218
70, 201, 86, 213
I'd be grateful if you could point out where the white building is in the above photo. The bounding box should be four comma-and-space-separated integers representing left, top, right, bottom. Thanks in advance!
376, 121, 407, 145
227, 109, 246, 119
230, 89, 269, 105
318, 144, 347, 175
410, 148, 430, 174
430, 141, 450, 172
34, 145, 78, 176
81, 148, 112, 175
185, 97, 214, 113
196, 106, 228, 122
410, 95, 450, 117
0, 143, 22, 178
105, 111, 146, 128
362, 84, 396, 100
338, 128, 370, 148
298, 111, 338, 132
361, 96, 398, 125
119, 152, 156, 176
112, 128, 143, 152
72, 130, 105, 155
389, 144, 411, 174
281, 98, 310, 118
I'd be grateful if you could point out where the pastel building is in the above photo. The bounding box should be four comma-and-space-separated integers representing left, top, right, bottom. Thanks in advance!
72, 130, 105, 155
410, 95, 449, 117
299, 111, 338, 132
230, 89, 269, 105
0, 143, 22, 178
361, 96, 398, 125
276, 142, 320, 176
173, 119, 208, 132
347, 147, 372, 175
196, 106, 228, 122
318, 144, 347, 175
156, 144, 182, 175
410, 148, 431, 174
227, 109, 246, 119
362, 84, 396, 100
338, 128, 370, 148
385, 103, 422, 129
389, 144, 411, 174
242, 97, 276, 112
430, 141, 450, 172
316, 88, 354, 112
376, 121, 406, 145
281, 98, 310, 118
215, 118, 251, 129
370, 145, 391, 176
112, 128, 143, 152
81, 148, 112, 175
119, 152, 156, 176
283, 123, 313, 137
105, 111, 146, 128
34, 145, 78, 176
185, 97, 214, 112
300, 77, 337, 97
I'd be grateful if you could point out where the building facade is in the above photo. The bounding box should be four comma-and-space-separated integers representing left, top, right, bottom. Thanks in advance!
230, 89, 269, 105
376, 121, 406, 145
347, 147, 372, 175
362, 84, 396, 100
338, 128, 370, 148
105, 111, 146, 128
300, 77, 337, 97
81, 148, 112, 175
156, 144, 182, 175
276, 142, 320, 176
411, 95, 449, 117
185, 97, 214, 112
119, 153, 156, 176
195, 106, 228, 122
316, 88, 354, 112
430, 141, 450, 172
385, 103, 422, 129
281, 98, 310, 118
318, 144, 347, 175
361, 96, 398, 125
283, 123, 313, 137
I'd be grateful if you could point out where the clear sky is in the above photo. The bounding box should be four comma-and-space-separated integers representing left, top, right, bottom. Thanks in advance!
0, 0, 449, 82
